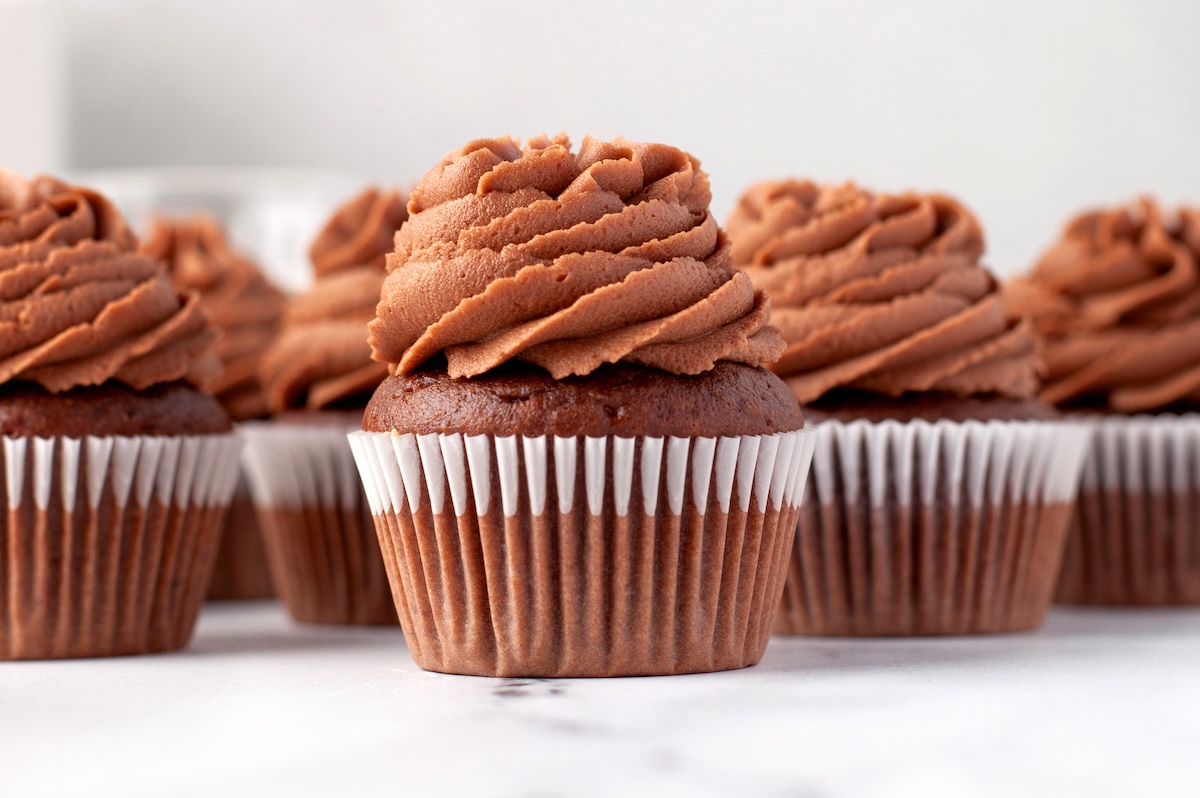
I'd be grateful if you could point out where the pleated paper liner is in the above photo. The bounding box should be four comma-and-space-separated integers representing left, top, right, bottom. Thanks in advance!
776, 419, 1090, 636
206, 474, 275, 600
349, 429, 815, 677
240, 423, 396, 625
0, 433, 242, 660
1057, 415, 1200, 605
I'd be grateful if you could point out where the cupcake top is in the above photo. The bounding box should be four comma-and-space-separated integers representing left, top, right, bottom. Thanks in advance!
367, 134, 784, 379
1006, 198, 1200, 412
0, 171, 220, 393
141, 215, 286, 420
259, 186, 408, 412
726, 180, 1038, 405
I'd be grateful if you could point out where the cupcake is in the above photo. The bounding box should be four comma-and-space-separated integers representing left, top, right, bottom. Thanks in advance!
1007, 198, 1200, 604
349, 134, 814, 677
0, 171, 242, 660
726, 180, 1090, 636
244, 187, 408, 624
142, 215, 286, 600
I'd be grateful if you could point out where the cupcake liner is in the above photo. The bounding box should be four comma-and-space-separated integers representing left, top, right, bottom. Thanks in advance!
1057, 414, 1200, 605
348, 428, 815, 677
240, 423, 396, 625
0, 433, 241, 660
205, 474, 275, 600
776, 419, 1090, 636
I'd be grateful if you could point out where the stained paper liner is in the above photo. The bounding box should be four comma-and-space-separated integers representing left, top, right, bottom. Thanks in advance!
0, 433, 242, 660
348, 428, 815, 677
240, 423, 396, 625
1057, 414, 1200, 605
206, 474, 275, 600
776, 419, 1090, 636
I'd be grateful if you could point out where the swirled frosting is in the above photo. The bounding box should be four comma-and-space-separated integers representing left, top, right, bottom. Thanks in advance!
0, 171, 219, 393
141, 215, 286, 419
1006, 199, 1200, 412
368, 134, 783, 378
726, 180, 1038, 405
259, 187, 407, 411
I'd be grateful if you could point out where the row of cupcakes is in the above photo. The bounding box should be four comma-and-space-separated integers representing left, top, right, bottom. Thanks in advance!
0, 134, 1194, 677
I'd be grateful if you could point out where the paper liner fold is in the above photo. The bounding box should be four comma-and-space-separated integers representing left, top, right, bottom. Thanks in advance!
1057, 415, 1200, 605
349, 429, 815, 677
206, 475, 275, 600
776, 419, 1089, 636
0, 433, 241, 660
240, 423, 396, 625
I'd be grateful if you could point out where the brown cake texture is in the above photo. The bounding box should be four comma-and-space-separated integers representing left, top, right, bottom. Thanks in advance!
242, 186, 409, 626
0, 171, 239, 660
725, 179, 1088, 636
351, 134, 810, 677
1008, 199, 1200, 605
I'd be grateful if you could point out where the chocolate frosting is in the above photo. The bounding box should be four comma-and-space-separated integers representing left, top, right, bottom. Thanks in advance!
259, 187, 407, 411
368, 134, 783, 379
0, 171, 219, 393
1006, 198, 1200, 412
141, 215, 286, 420
726, 180, 1038, 405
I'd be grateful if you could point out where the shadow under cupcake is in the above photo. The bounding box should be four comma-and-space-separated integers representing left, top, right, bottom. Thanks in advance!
727, 180, 1090, 636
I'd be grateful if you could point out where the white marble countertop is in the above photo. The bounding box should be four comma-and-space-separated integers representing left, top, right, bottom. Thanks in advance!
3, 603, 1198, 798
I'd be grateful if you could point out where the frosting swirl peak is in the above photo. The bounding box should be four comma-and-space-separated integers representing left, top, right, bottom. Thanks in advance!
0, 171, 219, 393
141, 215, 286, 419
368, 134, 783, 379
260, 186, 407, 411
726, 180, 1037, 405
1006, 198, 1200, 412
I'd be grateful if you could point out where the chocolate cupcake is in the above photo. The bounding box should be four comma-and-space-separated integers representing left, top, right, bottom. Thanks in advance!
0, 171, 241, 660
243, 187, 407, 625
1007, 198, 1200, 604
349, 135, 814, 677
142, 215, 286, 600
726, 180, 1089, 636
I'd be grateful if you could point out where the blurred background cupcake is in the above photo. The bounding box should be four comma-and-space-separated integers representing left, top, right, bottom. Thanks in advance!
0, 171, 242, 659
350, 135, 814, 677
243, 187, 407, 625
1007, 198, 1200, 605
726, 179, 1090, 636
141, 214, 286, 600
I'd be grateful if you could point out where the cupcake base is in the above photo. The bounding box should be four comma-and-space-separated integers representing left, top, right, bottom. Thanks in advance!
351, 429, 814, 677
1, 433, 241, 660
1056, 415, 1200, 606
774, 418, 1089, 637
205, 480, 274, 600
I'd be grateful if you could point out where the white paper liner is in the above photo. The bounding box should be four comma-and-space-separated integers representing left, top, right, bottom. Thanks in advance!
1058, 413, 1200, 604
778, 419, 1091, 636
0, 432, 242, 660
238, 421, 395, 625
346, 428, 815, 677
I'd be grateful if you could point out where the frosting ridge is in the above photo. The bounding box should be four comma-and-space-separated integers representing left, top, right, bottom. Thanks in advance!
369, 134, 783, 379
141, 215, 286, 419
260, 186, 407, 411
1006, 198, 1200, 411
0, 171, 219, 392
726, 180, 1037, 405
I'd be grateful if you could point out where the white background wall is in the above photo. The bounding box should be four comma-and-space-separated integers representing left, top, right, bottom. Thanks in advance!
4, 0, 1200, 278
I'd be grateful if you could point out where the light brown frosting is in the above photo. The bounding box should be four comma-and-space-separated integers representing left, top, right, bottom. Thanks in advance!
0, 171, 219, 393
726, 180, 1038, 405
368, 134, 783, 379
141, 215, 286, 420
1006, 199, 1200, 412
260, 187, 408, 411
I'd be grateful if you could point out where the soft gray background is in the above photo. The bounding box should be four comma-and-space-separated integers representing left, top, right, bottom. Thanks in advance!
4, 0, 1200, 277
